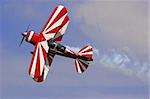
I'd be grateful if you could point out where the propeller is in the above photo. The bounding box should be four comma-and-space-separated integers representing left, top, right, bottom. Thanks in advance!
19, 25, 30, 47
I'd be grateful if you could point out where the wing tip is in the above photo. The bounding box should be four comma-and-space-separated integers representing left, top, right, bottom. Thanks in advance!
57, 4, 68, 11
58, 4, 65, 8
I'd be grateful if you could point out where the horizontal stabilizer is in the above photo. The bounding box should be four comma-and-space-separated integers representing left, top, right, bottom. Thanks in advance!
75, 45, 93, 74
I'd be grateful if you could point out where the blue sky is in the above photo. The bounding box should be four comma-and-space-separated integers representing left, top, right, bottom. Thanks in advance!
1, 0, 149, 99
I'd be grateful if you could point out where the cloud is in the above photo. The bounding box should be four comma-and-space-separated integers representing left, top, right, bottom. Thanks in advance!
71, 1, 149, 81
73, 1, 148, 60
66, 45, 149, 81
98, 47, 149, 81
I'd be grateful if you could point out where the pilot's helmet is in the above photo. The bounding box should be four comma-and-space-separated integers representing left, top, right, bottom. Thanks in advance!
50, 42, 56, 49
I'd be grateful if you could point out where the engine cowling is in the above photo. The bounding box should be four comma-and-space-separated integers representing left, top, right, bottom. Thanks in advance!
26, 31, 39, 45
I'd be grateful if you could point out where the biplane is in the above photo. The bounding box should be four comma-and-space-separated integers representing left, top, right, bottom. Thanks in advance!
19, 5, 93, 82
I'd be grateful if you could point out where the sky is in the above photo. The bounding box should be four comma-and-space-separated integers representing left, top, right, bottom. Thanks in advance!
1, 0, 149, 99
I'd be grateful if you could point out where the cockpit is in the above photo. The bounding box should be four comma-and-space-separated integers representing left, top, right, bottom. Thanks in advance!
49, 42, 57, 49
49, 42, 66, 52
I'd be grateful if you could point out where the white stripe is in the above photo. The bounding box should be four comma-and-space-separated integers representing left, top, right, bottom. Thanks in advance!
39, 44, 45, 75
43, 6, 64, 34
79, 51, 93, 56
66, 48, 74, 54
80, 46, 92, 53
40, 41, 49, 52
76, 59, 82, 74
79, 59, 89, 66
59, 20, 69, 35
45, 13, 67, 34
78, 60, 86, 71
43, 65, 49, 80
54, 20, 69, 43
30, 44, 39, 77
44, 33, 56, 41
28, 31, 34, 42
49, 55, 53, 59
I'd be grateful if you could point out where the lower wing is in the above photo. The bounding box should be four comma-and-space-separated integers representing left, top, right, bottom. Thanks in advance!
28, 41, 55, 82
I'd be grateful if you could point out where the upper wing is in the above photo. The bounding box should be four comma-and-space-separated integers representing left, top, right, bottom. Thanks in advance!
53, 16, 69, 43
28, 41, 50, 82
40, 5, 69, 41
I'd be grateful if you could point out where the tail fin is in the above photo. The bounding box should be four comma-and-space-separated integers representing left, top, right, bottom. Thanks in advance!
75, 45, 93, 74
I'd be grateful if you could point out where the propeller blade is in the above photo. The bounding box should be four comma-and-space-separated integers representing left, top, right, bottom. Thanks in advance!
19, 36, 25, 47
19, 25, 30, 47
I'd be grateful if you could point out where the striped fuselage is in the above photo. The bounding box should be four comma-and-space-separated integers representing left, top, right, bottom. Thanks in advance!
48, 42, 93, 61
25, 32, 93, 62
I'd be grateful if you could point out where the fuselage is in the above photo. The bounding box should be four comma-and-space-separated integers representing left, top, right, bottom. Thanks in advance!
48, 41, 93, 61
25, 31, 93, 61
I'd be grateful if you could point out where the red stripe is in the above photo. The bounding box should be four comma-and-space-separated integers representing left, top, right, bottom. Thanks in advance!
39, 33, 46, 42
25, 32, 30, 42
44, 31, 56, 35
67, 48, 75, 54
34, 46, 40, 78
46, 14, 69, 35
47, 16, 69, 41
75, 60, 78, 73
83, 48, 92, 53
61, 16, 69, 28
47, 55, 53, 65
48, 26, 61, 33
37, 69, 44, 82
78, 45, 88, 53
46, 6, 67, 31
37, 76, 43, 82
41, 44, 47, 61
28, 44, 38, 75
40, 6, 58, 34
54, 35, 63, 42
69, 49, 75, 54
78, 61, 84, 73
84, 54, 92, 58
79, 60, 88, 69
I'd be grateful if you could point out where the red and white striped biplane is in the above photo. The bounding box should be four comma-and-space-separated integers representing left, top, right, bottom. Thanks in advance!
19, 5, 93, 82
